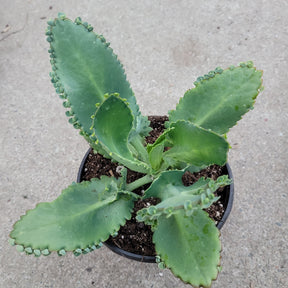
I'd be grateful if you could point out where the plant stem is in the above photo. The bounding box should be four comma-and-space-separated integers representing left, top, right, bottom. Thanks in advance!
126, 174, 153, 191
130, 135, 149, 163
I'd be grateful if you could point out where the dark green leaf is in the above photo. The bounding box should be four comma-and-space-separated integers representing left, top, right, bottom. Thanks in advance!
153, 210, 221, 288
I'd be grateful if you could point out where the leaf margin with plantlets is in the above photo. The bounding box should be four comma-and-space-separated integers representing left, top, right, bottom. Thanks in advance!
136, 170, 232, 223
168, 61, 263, 135
136, 171, 231, 287
9, 176, 138, 257
147, 120, 229, 173
46, 13, 150, 148
90, 93, 151, 174
153, 209, 221, 288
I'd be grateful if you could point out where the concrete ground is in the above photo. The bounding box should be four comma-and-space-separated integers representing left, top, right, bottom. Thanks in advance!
1, 0, 287, 287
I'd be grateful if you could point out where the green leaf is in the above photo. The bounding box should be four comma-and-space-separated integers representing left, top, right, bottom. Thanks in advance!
163, 121, 229, 168
168, 62, 263, 134
148, 143, 165, 171
92, 94, 150, 173
10, 177, 135, 253
153, 210, 221, 288
48, 16, 149, 138
137, 171, 231, 221
146, 128, 171, 153
144, 170, 209, 200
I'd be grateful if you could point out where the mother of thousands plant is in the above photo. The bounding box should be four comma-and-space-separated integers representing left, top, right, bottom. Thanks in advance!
10, 13, 263, 288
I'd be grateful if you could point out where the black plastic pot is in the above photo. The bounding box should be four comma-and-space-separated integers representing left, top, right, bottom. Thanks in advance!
77, 147, 234, 263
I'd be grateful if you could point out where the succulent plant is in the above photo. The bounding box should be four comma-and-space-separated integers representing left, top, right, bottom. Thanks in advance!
9, 13, 263, 288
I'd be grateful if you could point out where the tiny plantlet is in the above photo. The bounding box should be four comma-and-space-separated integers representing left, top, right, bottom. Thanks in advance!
9, 13, 263, 288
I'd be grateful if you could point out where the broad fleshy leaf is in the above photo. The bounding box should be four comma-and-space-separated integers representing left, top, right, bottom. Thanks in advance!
10, 177, 135, 254
144, 170, 231, 200
47, 14, 150, 139
168, 62, 263, 134
92, 94, 150, 173
163, 121, 229, 168
153, 210, 221, 288
137, 171, 231, 221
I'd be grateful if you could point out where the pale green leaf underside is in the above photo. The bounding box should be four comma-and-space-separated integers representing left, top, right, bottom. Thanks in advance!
144, 170, 209, 200
49, 17, 144, 135
153, 210, 221, 288
138, 171, 230, 220
163, 121, 229, 168
92, 95, 150, 173
169, 65, 263, 134
10, 177, 134, 252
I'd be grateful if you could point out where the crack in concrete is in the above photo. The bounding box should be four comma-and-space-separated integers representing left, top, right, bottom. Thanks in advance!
0, 14, 29, 42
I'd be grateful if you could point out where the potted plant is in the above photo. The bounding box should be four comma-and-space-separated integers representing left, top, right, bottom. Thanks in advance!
9, 13, 263, 288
